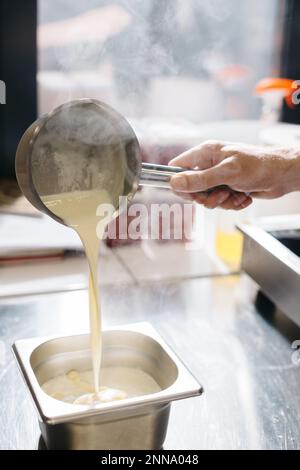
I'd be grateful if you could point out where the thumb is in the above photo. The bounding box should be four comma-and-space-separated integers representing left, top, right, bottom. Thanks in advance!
170, 163, 229, 193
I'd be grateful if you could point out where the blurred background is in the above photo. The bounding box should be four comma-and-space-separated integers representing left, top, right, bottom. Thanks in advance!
0, 0, 300, 295
37, 0, 280, 120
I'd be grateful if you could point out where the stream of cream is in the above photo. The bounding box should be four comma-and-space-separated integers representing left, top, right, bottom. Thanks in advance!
42, 189, 114, 394
41, 189, 161, 405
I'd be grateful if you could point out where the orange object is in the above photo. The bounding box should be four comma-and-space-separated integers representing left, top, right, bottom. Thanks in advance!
255, 77, 300, 109
217, 64, 251, 81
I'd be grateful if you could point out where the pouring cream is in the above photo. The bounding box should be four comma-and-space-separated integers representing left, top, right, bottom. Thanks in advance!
42, 189, 118, 400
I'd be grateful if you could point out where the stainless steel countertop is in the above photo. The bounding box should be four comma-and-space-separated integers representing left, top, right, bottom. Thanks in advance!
1, 274, 300, 450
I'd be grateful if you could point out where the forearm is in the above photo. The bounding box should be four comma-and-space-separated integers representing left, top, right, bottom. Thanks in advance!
290, 150, 300, 192
283, 148, 300, 194
169, 140, 300, 210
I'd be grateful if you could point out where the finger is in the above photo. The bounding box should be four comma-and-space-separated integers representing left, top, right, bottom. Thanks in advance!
249, 191, 277, 199
219, 195, 252, 210
216, 195, 239, 210
170, 158, 235, 193
173, 190, 211, 205
235, 197, 253, 210
231, 192, 249, 207
172, 191, 195, 201
197, 189, 231, 209
190, 192, 209, 204
168, 140, 230, 169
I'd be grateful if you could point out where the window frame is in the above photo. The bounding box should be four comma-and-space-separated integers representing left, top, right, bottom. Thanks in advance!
0, 0, 37, 178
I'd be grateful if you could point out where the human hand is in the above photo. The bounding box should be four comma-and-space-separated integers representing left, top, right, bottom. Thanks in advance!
169, 140, 299, 210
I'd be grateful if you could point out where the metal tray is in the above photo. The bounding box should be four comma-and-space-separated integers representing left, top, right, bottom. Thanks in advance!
12, 322, 203, 450
238, 215, 300, 327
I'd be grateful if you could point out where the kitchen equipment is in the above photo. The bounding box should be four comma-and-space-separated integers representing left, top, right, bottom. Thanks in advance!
255, 78, 295, 123
15, 99, 186, 225
12, 322, 203, 450
238, 215, 300, 327
15, 98, 231, 226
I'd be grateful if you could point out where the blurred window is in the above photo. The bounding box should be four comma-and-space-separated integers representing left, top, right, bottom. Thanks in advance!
38, 0, 282, 122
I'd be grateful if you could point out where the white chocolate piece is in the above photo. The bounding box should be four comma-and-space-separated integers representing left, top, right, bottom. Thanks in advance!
73, 388, 128, 405
67, 370, 80, 381
76, 381, 94, 393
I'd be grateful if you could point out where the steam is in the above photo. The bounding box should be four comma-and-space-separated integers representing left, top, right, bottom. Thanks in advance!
38, 0, 280, 120
31, 100, 135, 201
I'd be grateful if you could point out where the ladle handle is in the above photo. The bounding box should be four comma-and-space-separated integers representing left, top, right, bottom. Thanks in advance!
140, 162, 231, 194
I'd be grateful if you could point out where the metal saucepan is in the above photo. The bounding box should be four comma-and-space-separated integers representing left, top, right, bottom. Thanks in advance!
15, 98, 225, 225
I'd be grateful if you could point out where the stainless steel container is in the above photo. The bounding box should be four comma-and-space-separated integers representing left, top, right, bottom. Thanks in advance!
13, 322, 203, 450
238, 215, 300, 327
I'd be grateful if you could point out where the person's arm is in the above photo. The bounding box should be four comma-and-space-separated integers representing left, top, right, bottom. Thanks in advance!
169, 140, 300, 210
